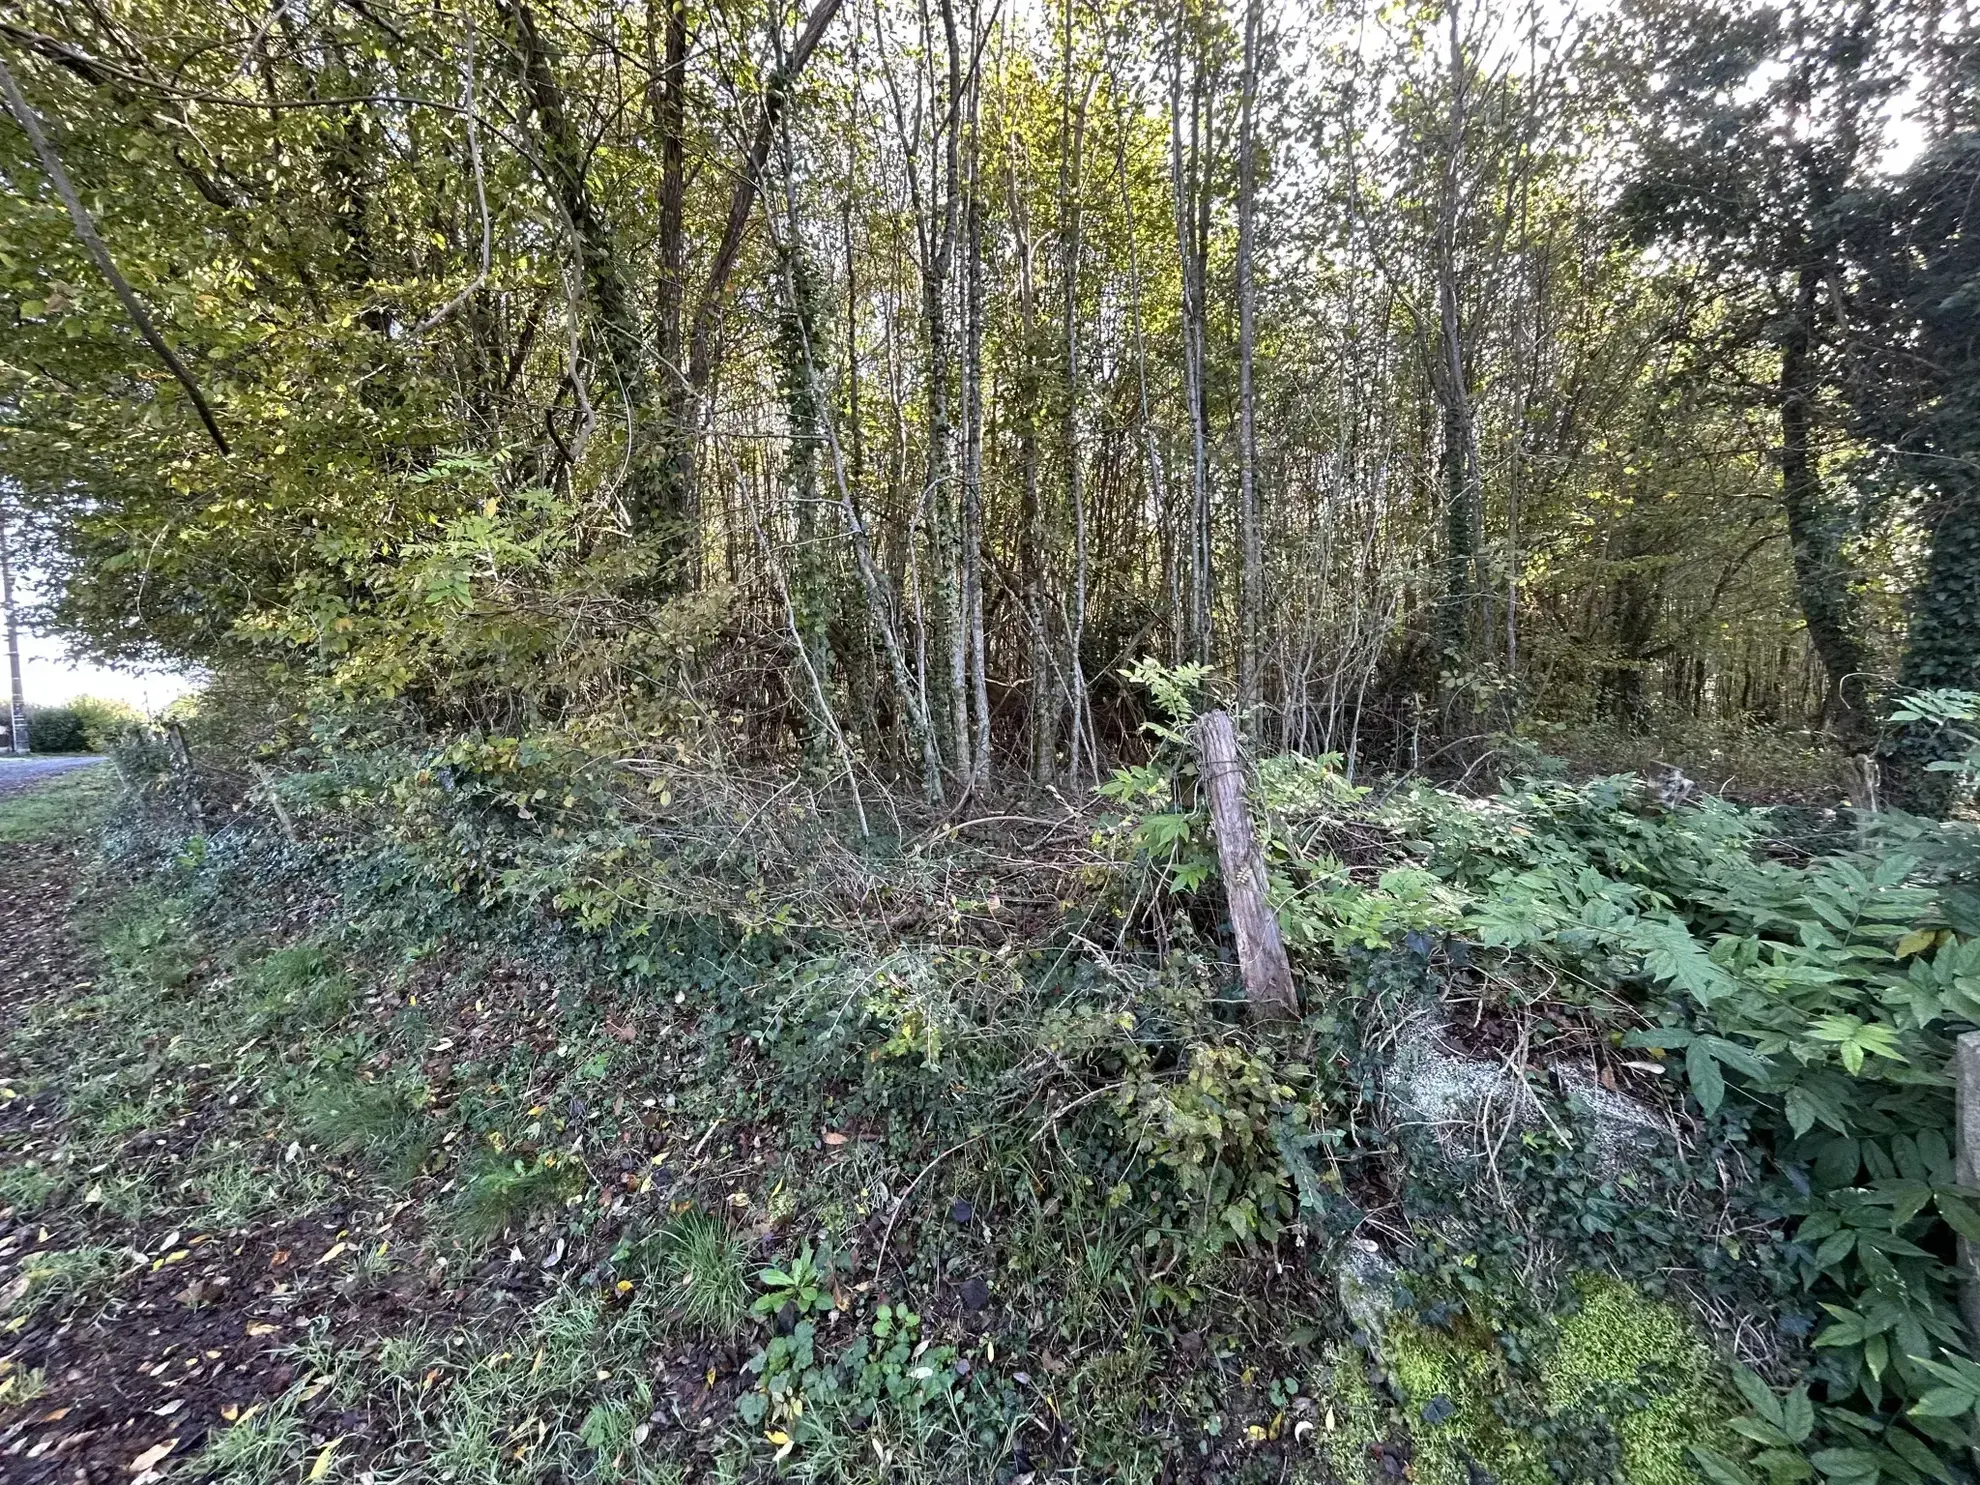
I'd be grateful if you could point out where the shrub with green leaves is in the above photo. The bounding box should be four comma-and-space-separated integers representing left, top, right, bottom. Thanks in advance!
1099, 672, 1980, 1484
1408, 779, 1980, 1484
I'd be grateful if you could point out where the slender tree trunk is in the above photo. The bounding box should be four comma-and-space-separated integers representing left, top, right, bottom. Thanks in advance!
1117, 109, 1172, 671
963, 47, 991, 786
1060, 0, 1091, 784
1011, 152, 1057, 780
1235, 0, 1263, 714
1431, 5, 1481, 683
651, 0, 691, 538
1169, 12, 1212, 665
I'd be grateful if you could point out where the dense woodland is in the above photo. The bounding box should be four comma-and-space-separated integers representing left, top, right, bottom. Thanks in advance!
0, 0, 1974, 805
6, 4, 1980, 1485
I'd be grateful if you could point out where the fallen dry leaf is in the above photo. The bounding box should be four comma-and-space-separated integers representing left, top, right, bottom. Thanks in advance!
129, 1437, 178, 1473
822, 1131, 848, 1147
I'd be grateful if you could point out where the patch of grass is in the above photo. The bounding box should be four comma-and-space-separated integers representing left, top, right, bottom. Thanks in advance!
0, 1163, 62, 1215
243, 944, 356, 1032
654, 1206, 751, 1336
94, 1169, 170, 1224
452, 1151, 583, 1244
0, 766, 112, 842
298, 1074, 432, 1182
94, 890, 199, 997
192, 1154, 279, 1228
6, 1244, 129, 1318
0, 1359, 47, 1408
91, 1098, 156, 1139
195, 1394, 309, 1485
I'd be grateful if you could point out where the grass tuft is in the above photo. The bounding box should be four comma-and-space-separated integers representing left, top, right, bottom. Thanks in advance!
655, 1206, 751, 1336
452, 1152, 582, 1244
5, 1244, 129, 1318
298, 1075, 433, 1182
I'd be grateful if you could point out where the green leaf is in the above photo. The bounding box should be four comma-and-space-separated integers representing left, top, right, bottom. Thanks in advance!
1691, 1446, 1762, 1485
1634, 918, 1740, 1004
1808, 1447, 1884, 1484
1732, 1418, 1796, 1449
1787, 1082, 1851, 1137
1881, 1428, 1954, 1483
1934, 1192, 1980, 1242
1732, 1367, 1786, 1429
1781, 1385, 1813, 1445
1688, 1040, 1727, 1115
1909, 1388, 1976, 1418
1815, 1138, 1862, 1189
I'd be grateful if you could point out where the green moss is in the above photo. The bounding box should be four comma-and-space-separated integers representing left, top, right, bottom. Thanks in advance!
1318, 1343, 1387, 1481
1543, 1275, 1732, 1485
1335, 1276, 1728, 1485
1384, 1320, 1546, 1485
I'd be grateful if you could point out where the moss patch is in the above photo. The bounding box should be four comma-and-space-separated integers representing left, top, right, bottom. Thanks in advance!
1338, 1275, 1730, 1485
1544, 1275, 1732, 1485
1384, 1318, 1547, 1485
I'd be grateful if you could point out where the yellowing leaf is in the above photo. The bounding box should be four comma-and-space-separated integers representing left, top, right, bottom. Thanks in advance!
308, 1436, 344, 1480
1896, 929, 1938, 958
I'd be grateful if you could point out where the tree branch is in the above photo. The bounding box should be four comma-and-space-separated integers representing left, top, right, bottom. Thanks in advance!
0, 52, 229, 454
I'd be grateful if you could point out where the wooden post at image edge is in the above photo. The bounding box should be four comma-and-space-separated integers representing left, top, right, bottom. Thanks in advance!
1956, 1033, 1980, 1344
1192, 709, 1298, 1020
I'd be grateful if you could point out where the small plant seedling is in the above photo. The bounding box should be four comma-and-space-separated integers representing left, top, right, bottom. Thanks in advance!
752, 1242, 834, 1319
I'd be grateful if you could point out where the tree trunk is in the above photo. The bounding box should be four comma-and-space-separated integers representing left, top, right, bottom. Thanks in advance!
0, 502, 28, 754
1235, 0, 1263, 713
1884, 473, 1980, 813
963, 61, 991, 786
1779, 263, 1875, 753
1060, 0, 1090, 784
1170, 9, 1213, 666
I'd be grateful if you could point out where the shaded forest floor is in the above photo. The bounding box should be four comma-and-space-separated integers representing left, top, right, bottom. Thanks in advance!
0, 765, 1759, 1484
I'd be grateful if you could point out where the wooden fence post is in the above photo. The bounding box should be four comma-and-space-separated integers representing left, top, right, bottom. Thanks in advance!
1956, 1032, 1980, 1344
1192, 709, 1298, 1019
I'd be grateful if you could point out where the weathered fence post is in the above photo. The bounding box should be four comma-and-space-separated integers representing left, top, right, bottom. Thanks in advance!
1192, 709, 1298, 1019
1956, 1032, 1980, 1343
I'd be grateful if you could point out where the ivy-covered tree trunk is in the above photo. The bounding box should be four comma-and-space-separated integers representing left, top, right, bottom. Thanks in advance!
1884, 480, 1980, 814
774, 241, 834, 768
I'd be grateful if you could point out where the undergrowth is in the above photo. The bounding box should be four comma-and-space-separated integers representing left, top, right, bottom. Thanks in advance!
0, 685, 1974, 1482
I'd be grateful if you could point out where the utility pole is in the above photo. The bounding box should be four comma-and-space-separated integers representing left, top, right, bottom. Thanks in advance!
0, 499, 27, 754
